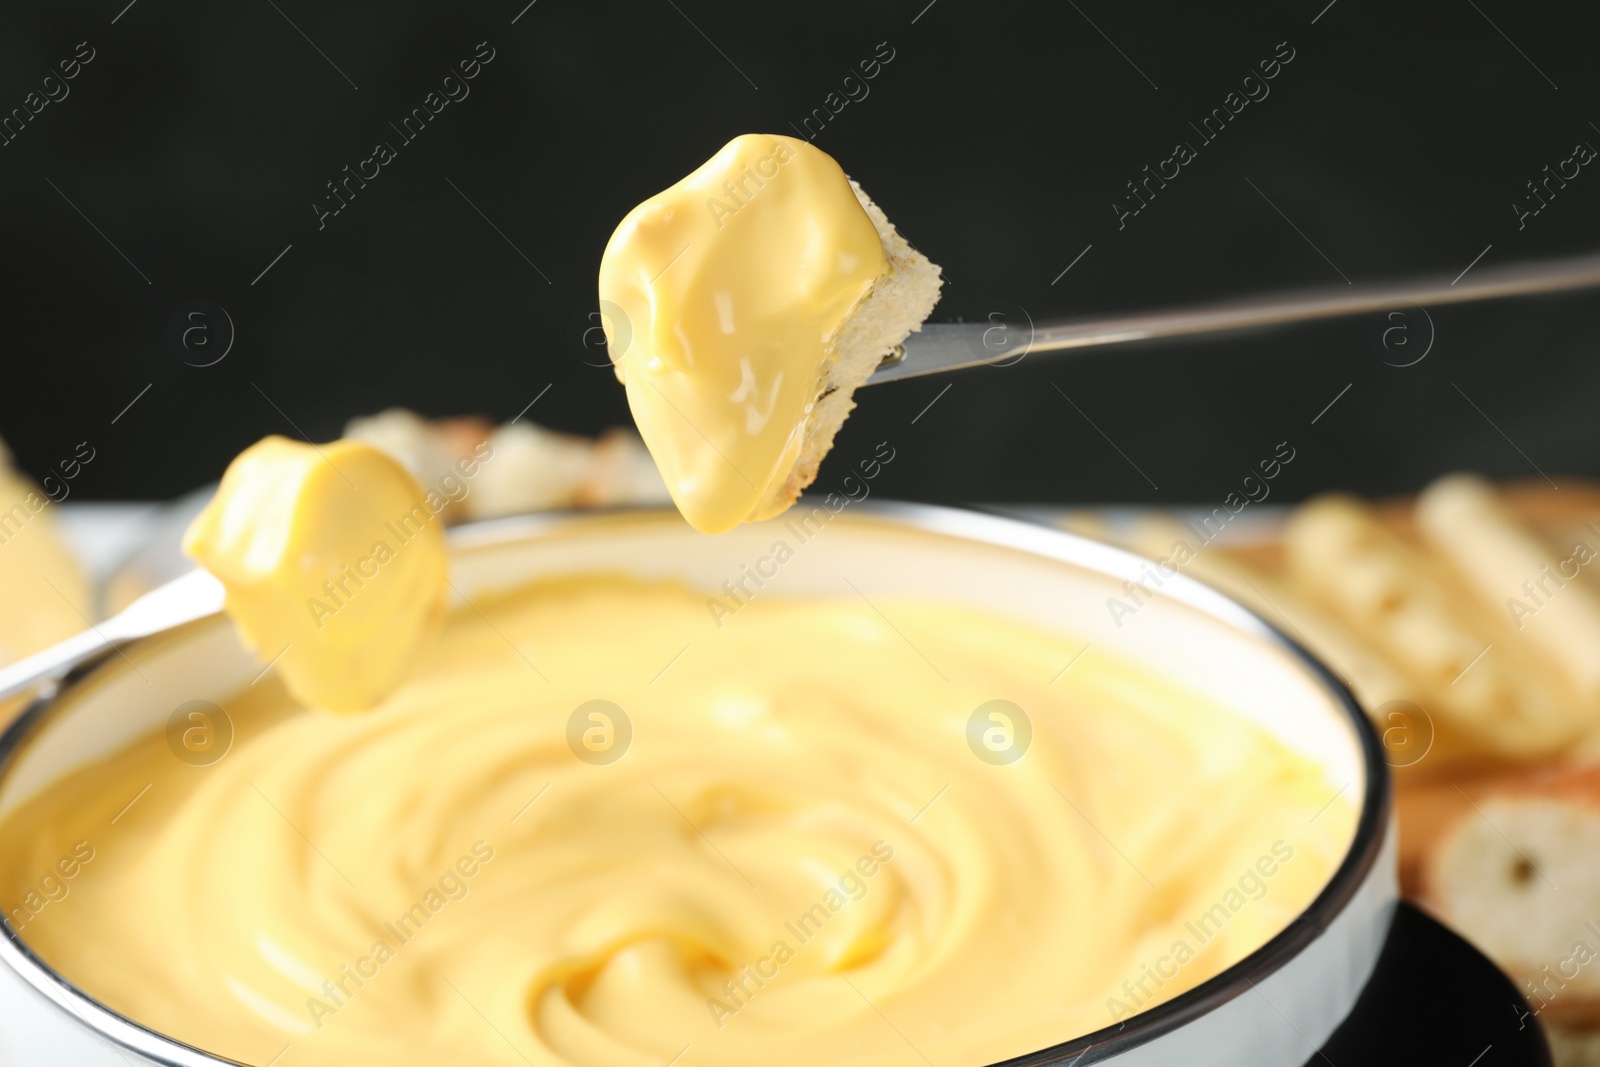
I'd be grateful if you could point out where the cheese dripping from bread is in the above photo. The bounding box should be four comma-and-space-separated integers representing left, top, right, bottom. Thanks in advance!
599, 134, 942, 534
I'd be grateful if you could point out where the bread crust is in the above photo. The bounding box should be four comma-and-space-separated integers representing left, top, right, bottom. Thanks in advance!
758, 180, 942, 518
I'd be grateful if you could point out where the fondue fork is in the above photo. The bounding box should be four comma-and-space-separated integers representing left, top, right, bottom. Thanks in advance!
5, 252, 1598, 703
868, 250, 1600, 383
0, 568, 224, 703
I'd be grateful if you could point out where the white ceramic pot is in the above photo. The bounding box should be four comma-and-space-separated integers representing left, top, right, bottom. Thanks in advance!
0, 504, 1394, 1066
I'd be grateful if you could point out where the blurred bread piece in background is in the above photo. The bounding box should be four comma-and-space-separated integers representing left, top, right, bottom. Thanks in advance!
1284, 493, 1590, 762
344, 408, 493, 522
0, 439, 92, 669
471, 421, 597, 515
1418, 473, 1600, 705
344, 408, 668, 520
1418, 765, 1600, 1030
584, 429, 675, 508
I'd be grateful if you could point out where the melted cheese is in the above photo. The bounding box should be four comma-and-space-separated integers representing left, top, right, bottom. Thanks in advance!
599, 135, 886, 533
182, 436, 448, 712
0, 577, 1353, 1066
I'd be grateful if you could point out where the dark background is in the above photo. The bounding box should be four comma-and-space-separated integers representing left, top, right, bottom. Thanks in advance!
2, 0, 1597, 506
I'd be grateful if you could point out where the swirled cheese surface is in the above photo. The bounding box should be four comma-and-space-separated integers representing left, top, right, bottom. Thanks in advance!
0, 577, 1353, 1066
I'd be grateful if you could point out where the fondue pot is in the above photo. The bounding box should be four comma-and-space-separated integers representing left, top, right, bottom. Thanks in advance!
0, 504, 1549, 1066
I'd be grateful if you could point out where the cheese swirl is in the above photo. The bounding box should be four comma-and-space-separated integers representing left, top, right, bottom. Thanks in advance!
0, 577, 1353, 1066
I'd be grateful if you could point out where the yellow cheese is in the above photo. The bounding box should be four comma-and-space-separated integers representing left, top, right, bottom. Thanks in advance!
599, 134, 887, 533
0, 577, 1354, 1066
0, 464, 91, 669
182, 436, 448, 712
